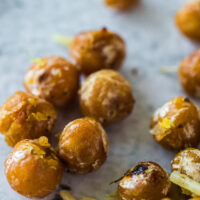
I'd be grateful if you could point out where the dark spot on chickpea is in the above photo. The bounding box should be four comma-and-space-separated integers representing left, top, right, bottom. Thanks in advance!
177, 124, 184, 128
184, 97, 190, 102
38, 73, 47, 83
129, 164, 148, 176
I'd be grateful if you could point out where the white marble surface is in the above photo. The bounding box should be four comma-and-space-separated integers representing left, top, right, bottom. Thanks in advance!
0, 0, 199, 199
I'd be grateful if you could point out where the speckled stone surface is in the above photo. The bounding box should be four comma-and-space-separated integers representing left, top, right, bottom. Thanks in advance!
0, 0, 199, 199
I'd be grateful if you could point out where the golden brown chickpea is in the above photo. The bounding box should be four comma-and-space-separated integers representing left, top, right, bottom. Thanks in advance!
58, 117, 109, 174
0, 91, 57, 147
4, 137, 63, 199
104, 0, 137, 11
24, 56, 79, 107
79, 69, 134, 126
69, 28, 126, 74
170, 148, 200, 197
118, 162, 171, 200
175, 0, 200, 41
150, 96, 200, 150
178, 49, 200, 98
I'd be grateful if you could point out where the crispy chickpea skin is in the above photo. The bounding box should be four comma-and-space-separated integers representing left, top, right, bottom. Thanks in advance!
104, 0, 137, 10
4, 137, 63, 199
118, 162, 171, 200
150, 96, 200, 150
178, 49, 200, 98
0, 91, 57, 147
79, 70, 134, 126
175, 1, 200, 41
58, 117, 109, 174
24, 56, 79, 107
170, 148, 200, 197
69, 28, 126, 74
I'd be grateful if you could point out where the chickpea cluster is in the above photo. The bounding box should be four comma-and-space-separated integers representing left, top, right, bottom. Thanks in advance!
2, 0, 200, 199
1, 28, 136, 199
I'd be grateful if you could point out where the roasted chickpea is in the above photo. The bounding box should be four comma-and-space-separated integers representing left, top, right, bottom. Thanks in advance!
4, 137, 63, 199
58, 117, 109, 173
69, 28, 126, 74
0, 91, 57, 147
104, 0, 137, 11
24, 56, 79, 107
79, 69, 134, 126
118, 162, 171, 200
150, 96, 200, 150
175, 1, 200, 41
178, 49, 200, 98
170, 148, 200, 197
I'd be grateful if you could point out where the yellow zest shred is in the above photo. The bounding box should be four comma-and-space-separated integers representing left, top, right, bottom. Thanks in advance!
60, 190, 76, 200
181, 187, 192, 196
160, 66, 178, 73
160, 118, 174, 129
31, 57, 46, 67
54, 34, 72, 47
38, 136, 50, 147
28, 78, 34, 84
32, 109, 56, 121
106, 192, 119, 199
29, 98, 37, 106
21, 144, 34, 152
32, 112, 49, 121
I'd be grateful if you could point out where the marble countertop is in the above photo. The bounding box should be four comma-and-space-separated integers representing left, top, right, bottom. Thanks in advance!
0, 0, 198, 199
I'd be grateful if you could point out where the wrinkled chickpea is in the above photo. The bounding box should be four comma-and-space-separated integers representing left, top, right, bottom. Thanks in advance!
4, 137, 63, 199
0, 91, 57, 147
58, 117, 109, 173
175, 0, 200, 41
104, 0, 137, 11
79, 69, 134, 126
69, 28, 126, 74
178, 49, 200, 98
170, 148, 200, 197
24, 56, 79, 107
150, 96, 200, 150
118, 161, 171, 200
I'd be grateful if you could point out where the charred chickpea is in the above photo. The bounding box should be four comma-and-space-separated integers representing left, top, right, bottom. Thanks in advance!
178, 49, 200, 98
118, 162, 171, 200
24, 56, 79, 107
58, 117, 109, 173
69, 28, 126, 74
104, 0, 137, 11
175, 0, 200, 41
79, 69, 134, 126
150, 96, 200, 150
170, 148, 200, 197
4, 137, 63, 199
0, 91, 57, 147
